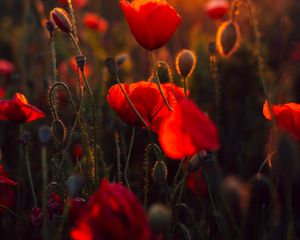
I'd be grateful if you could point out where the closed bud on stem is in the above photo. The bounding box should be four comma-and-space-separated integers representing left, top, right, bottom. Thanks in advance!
67, 175, 84, 198
105, 57, 117, 80
175, 49, 197, 78
50, 8, 72, 34
46, 20, 55, 35
21, 130, 31, 145
189, 150, 207, 172
208, 41, 217, 55
148, 203, 171, 235
152, 160, 168, 184
75, 55, 87, 71
216, 20, 241, 58
155, 61, 173, 83
39, 125, 52, 144
51, 119, 67, 144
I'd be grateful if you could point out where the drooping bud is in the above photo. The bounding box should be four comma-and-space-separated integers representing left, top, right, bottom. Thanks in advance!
216, 20, 241, 58
75, 55, 87, 71
46, 20, 55, 34
175, 49, 197, 78
105, 57, 117, 80
38, 125, 52, 144
189, 150, 207, 172
51, 119, 67, 144
156, 61, 173, 83
67, 175, 84, 197
148, 203, 171, 234
21, 130, 31, 145
50, 8, 72, 33
152, 160, 168, 184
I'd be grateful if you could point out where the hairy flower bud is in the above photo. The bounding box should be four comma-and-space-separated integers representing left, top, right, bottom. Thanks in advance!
148, 204, 171, 234
50, 8, 72, 33
216, 20, 241, 58
175, 49, 197, 78
152, 160, 168, 184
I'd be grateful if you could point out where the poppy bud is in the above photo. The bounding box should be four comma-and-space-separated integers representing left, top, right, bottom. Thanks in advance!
105, 57, 117, 80
152, 160, 168, 184
75, 55, 87, 71
189, 150, 207, 172
148, 203, 171, 235
46, 20, 55, 34
48, 192, 64, 222
38, 125, 52, 144
67, 175, 84, 197
51, 119, 67, 144
31, 206, 43, 228
175, 49, 197, 78
21, 130, 31, 145
205, 0, 229, 20
50, 8, 72, 34
156, 61, 173, 83
216, 20, 241, 58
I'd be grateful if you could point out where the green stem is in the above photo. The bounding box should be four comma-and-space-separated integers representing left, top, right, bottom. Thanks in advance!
67, 0, 78, 42
114, 130, 122, 183
149, 51, 172, 110
25, 145, 37, 206
0, 204, 23, 223
124, 127, 135, 188
70, 32, 82, 55
41, 146, 48, 240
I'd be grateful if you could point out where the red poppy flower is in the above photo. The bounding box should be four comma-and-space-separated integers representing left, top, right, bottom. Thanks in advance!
158, 99, 219, 159
107, 81, 177, 133
263, 101, 300, 140
162, 82, 188, 100
47, 192, 64, 221
70, 180, 153, 240
0, 93, 45, 123
68, 197, 87, 225
0, 87, 5, 98
84, 12, 108, 32
58, 0, 87, 8
0, 59, 14, 76
0, 164, 17, 214
205, 0, 229, 20
120, 0, 181, 50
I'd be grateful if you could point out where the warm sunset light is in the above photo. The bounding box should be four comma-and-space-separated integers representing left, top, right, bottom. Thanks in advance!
0, 0, 299, 239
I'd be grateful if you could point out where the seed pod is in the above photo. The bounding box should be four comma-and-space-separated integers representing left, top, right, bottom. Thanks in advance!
39, 125, 52, 144
75, 55, 87, 71
156, 61, 173, 83
50, 8, 72, 33
152, 160, 168, 184
67, 175, 84, 198
51, 119, 67, 144
21, 130, 31, 145
148, 203, 171, 234
216, 20, 241, 58
175, 49, 197, 78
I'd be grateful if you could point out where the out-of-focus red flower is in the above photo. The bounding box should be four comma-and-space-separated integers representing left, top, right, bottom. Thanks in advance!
263, 101, 300, 140
0, 93, 45, 123
73, 143, 85, 159
59, 0, 87, 9
158, 99, 219, 159
84, 12, 108, 32
0, 164, 17, 214
48, 192, 64, 221
71, 180, 153, 240
0, 59, 14, 76
0, 87, 5, 98
162, 83, 188, 100
205, 0, 229, 20
68, 197, 87, 225
120, 0, 181, 50
107, 81, 177, 133
187, 168, 208, 197
31, 206, 43, 227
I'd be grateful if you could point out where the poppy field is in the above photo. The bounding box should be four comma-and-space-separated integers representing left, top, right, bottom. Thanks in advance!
1, 0, 300, 239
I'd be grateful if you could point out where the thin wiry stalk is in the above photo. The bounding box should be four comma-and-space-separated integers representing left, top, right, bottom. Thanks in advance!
114, 130, 122, 183
124, 127, 135, 188
25, 144, 37, 206
41, 146, 48, 240
67, 0, 78, 41
149, 51, 172, 110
